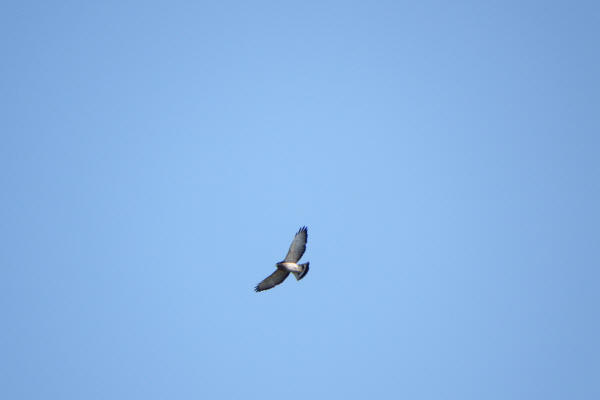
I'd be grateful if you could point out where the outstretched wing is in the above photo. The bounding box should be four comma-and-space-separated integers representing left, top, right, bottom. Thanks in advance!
284, 226, 308, 262
255, 269, 290, 292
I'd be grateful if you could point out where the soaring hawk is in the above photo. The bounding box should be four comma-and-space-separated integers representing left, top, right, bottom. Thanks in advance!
255, 226, 310, 292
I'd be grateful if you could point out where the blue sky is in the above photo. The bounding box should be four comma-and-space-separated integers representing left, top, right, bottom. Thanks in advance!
1, 1, 599, 399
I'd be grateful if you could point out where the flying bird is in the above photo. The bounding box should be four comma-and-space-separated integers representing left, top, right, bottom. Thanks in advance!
255, 226, 310, 292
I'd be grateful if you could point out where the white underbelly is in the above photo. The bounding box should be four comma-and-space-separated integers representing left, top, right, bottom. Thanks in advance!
278, 262, 301, 272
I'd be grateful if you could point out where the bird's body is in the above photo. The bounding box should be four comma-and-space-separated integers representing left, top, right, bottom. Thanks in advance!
255, 226, 310, 292
277, 262, 303, 272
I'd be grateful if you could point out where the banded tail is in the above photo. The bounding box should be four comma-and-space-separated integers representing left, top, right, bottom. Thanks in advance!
292, 262, 309, 281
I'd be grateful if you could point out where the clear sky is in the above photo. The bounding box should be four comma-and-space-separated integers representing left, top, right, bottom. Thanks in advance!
1, 1, 599, 399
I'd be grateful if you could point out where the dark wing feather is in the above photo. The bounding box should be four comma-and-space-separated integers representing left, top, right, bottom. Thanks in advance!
284, 226, 308, 262
255, 269, 290, 292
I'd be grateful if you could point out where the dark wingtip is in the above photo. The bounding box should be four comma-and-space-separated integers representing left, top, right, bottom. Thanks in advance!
254, 285, 261, 292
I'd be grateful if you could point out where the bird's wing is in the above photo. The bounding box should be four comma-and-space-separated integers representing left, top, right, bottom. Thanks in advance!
284, 226, 308, 262
255, 269, 290, 292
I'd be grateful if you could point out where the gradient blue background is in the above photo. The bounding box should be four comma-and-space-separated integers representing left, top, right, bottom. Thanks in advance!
2, 1, 599, 399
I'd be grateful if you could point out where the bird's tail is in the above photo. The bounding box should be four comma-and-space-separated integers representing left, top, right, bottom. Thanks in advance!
292, 262, 309, 281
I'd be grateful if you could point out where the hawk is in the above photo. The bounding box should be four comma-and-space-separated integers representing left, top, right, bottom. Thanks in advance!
255, 226, 310, 292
